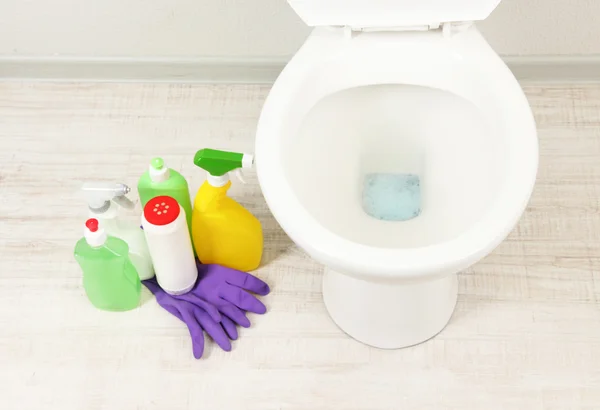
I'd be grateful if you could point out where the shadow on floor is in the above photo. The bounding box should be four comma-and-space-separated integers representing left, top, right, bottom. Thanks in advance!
260, 214, 295, 266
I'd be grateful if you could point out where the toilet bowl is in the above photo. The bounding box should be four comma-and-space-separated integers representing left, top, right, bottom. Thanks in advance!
255, 0, 538, 348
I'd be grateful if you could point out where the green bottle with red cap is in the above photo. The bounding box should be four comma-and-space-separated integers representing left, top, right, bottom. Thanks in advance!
74, 218, 141, 311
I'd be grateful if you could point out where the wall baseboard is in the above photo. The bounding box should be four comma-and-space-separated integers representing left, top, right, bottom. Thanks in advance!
503, 55, 600, 83
0, 56, 286, 84
1, 55, 599, 84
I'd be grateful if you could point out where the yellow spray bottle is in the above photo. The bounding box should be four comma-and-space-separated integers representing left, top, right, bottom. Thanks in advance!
191, 148, 263, 271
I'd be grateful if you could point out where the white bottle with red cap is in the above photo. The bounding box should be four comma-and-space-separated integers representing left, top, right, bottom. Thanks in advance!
141, 195, 197, 295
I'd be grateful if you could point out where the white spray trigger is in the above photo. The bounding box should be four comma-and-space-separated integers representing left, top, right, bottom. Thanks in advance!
234, 169, 247, 184
113, 195, 135, 210
82, 182, 133, 211
234, 153, 254, 184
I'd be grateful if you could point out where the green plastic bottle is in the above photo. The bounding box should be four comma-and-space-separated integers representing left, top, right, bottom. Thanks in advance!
138, 157, 193, 234
74, 218, 141, 311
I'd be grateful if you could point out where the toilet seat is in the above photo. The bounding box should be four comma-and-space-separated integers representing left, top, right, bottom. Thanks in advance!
256, 1, 538, 281
287, 0, 503, 29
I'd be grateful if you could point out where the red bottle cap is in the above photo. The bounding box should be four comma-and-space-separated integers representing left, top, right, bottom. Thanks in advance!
143, 196, 180, 226
85, 218, 99, 232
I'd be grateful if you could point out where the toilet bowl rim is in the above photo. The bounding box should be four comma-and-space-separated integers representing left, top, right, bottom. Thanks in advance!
255, 32, 539, 280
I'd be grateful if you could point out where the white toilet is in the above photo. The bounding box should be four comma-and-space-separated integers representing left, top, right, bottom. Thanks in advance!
255, 0, 538, 349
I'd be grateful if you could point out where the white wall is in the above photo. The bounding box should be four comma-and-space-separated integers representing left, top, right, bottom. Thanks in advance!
0, 0, 598, 59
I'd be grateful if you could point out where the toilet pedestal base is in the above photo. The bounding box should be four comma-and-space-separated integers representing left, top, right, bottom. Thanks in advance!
322, 269, 458, 349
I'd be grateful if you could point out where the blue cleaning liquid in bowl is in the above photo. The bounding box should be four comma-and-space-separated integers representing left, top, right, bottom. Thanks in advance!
362, 173, 421, 221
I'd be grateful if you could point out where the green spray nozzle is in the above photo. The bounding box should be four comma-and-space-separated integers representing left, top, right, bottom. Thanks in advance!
193, 149, 254, 187
193, 149, 245, 176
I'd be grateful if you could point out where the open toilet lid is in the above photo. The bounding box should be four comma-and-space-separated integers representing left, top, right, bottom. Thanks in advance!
287, 0, 502, 28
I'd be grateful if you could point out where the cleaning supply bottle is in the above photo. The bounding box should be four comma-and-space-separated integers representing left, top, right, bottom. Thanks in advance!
141, 196, 197, 295
192, 148, 263, 271
137, 157, 193, 235
74, 218, 141, 311
81, 182, 154, 280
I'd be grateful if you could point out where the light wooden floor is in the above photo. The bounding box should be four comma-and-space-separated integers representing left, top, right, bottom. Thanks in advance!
0, 82, 599, 410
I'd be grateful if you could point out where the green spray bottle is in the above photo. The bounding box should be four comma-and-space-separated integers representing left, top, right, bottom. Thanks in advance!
138, 157, 193, 235
191, 148, 263, 271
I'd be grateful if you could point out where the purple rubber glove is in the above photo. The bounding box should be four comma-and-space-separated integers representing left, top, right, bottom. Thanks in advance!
173, 262, 271, 328
143, 278, 237, 359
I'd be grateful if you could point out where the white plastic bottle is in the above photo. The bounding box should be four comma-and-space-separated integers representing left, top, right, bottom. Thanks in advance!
81, 182, 155, 280
141, 195, 197, 295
